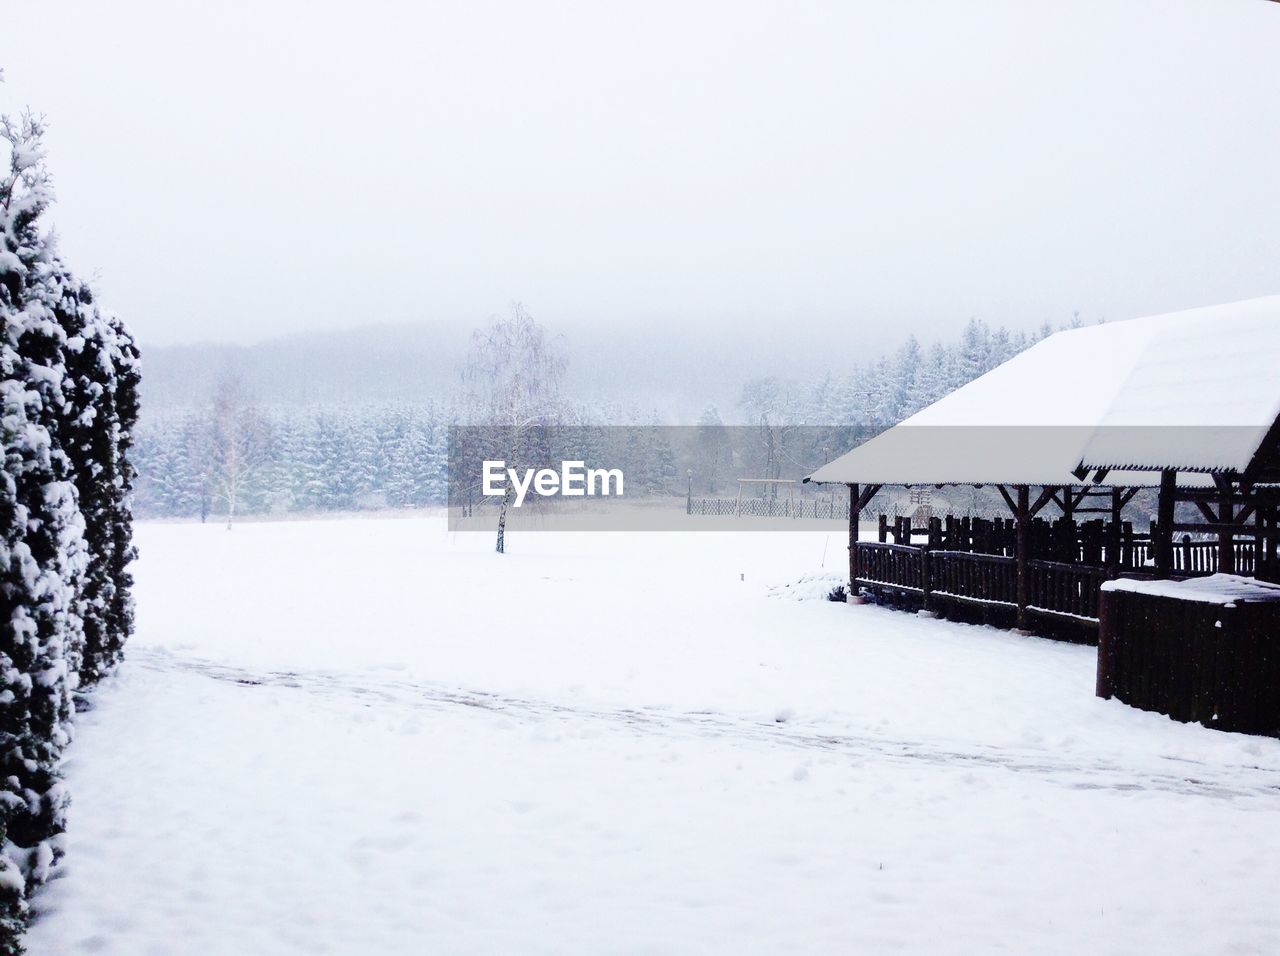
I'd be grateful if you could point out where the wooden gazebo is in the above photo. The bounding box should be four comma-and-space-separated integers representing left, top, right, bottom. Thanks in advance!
805, 296, 1280, 640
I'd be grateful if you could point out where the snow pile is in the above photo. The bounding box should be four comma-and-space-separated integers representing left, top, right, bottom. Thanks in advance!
763, 570, 846, 601
1102, 573, 1280, 606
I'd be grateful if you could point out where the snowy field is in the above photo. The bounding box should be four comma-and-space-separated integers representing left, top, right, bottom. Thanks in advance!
27, 515, 1280, 955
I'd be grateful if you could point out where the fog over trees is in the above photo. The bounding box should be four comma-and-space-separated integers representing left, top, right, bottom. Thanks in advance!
133, 310, 1085, 521
136, 313, 1081, 420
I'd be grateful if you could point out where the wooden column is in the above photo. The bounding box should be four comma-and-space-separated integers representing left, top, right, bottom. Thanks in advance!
1015, 484, 1030, 630
1155, 469, 1176, 577
1096, 588, 1116, 699
1106, 487, 1123, 575
1219, 481, 1236, 574
1254, 504, 1265, 576
920, 545, 933, 613
1262, 505, 1276, 582
848, 483, 859, 593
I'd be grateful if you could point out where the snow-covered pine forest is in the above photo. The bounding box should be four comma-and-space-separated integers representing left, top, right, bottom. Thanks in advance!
0, 98, 139, 951
132, 316, 1078, 519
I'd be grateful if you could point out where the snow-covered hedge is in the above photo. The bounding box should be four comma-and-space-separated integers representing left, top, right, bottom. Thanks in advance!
0, 108, 139, 951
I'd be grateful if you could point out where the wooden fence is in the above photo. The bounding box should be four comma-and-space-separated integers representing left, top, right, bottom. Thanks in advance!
687, 496, 850, 519
1025, 558, 1108, 620
931, 550, 1018, 607
856, 543, 1108, 628
857, 542, 927, 593
877, 512, 1258, 577
1098, 587, 1280, 736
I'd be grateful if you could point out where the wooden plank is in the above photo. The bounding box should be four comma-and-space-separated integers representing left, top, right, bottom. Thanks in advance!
1170, 523, 1263, 536
856, 483, 882, 511
1015, 485, 1029, 630
1155, 470, 1176, 576
1194, 501, 1219, 524
996, 485, 1018, 514
848, 483, 859, 594
1029, 486, 1059, 517
1220, 484, 1235, 574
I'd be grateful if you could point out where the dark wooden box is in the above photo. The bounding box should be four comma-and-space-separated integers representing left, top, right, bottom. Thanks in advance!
1097, 577, 1280, 736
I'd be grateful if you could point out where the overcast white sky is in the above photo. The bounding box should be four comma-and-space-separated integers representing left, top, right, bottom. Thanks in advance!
4, 0, 1280, 349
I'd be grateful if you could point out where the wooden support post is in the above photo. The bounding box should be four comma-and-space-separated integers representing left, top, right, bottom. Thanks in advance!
1260, 507, 1269, 580
1106, 488, 1122, 575
1015, 484, 1029, 630
1219, 481, 1235, 574
1096, 589, 1115, 699
921, 546, 933, 613
1155, 470, 1176, 577
848, 483, 859, 593
1263, 506, 1276, 582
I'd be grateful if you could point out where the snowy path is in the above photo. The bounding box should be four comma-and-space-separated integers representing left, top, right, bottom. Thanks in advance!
26, 517, 1280, 954
136, 647, 1280, 803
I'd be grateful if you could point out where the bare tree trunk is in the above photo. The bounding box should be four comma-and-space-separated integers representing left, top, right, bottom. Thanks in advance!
208, 374, 264, 530
462, 304, 567, 556
224, 446, 240, 529
496, 418, 518, 554
495, 485, 510, 554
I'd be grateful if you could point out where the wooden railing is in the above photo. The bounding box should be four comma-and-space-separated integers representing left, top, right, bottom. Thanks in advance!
857, 542, 927, 592
1093, 537, 1256, 576
687, 496, 851, 519
1176, 538, 1255, 576
930, 550, 1017, 606
1026, 559, 1108, 620
857, 543, 1109, 623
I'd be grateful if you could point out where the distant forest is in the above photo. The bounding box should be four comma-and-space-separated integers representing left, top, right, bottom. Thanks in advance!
133, 315, 1087, 520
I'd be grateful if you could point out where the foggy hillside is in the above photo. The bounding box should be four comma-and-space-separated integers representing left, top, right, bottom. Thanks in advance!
138, 320, 887, 419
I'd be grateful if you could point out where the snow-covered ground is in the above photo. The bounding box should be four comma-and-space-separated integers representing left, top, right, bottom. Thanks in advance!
28, 516, 1280, 954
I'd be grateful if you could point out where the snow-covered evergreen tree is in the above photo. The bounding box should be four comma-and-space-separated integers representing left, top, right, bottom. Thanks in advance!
53, 283, 139, 686
0, 107, 85, 946
0, 96, 139, 952
104, 312, 139, 679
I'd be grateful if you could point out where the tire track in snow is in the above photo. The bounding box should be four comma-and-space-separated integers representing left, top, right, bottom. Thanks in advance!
128, 647, 1280, 802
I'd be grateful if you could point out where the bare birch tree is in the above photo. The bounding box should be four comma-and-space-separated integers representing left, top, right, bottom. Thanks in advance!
462, 303, 566, 553
207, 374, 267, 529
739, 377, 802, 491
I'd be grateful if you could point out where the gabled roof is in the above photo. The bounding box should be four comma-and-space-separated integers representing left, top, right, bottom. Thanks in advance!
806, 295, 1280, 487
1079, 296, 1280, 474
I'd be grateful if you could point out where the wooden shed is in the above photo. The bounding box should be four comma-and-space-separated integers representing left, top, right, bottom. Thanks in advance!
805, 295, 1280, 640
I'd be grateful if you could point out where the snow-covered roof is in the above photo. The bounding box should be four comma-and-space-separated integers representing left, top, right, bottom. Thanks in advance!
807, 295, 1280, 487
1079, 297, 1280, 473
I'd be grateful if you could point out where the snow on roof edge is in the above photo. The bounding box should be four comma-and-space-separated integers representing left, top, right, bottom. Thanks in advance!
809, 295, 1280, 486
